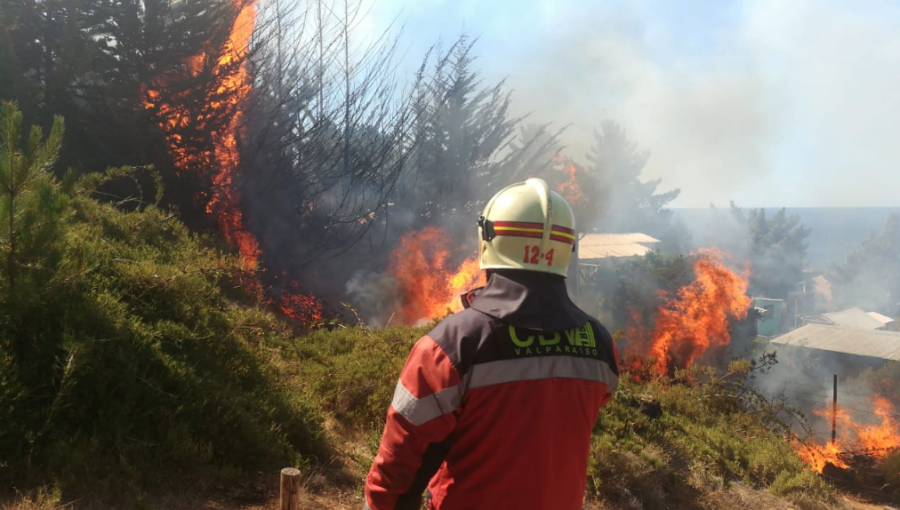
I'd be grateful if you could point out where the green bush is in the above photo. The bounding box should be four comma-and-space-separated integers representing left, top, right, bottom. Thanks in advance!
588, 361, 830, 503
293, 323, 429, 431
0, 102, 324, 497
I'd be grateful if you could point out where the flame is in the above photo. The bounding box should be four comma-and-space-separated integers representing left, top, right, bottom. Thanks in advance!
795, 395, 900, 473
634, 249, 750, 376
794, 439, 850, 473
203, 0, 258, 268
858, 397, 900, 452
553, 156, 584, 206
389, 227, 486, 325
143, 0, 258, 268
142, 0, 322, 323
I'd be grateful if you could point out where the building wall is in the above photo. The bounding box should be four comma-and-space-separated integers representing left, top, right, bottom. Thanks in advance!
755, 298, 786, 337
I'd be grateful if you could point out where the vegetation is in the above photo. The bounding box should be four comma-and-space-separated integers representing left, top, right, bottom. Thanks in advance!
0, 102, 324, 498
581, 121, 688, 252
880, 448, 900, 490
706, 203, 812, 301
830, 214, 900, 315
589, 251, 698, 332
0, 0, 878, 504
280, 321, 834, 507
587, 360, 831, 506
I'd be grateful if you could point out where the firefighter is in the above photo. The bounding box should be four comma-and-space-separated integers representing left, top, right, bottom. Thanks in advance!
364, 178, 620, 510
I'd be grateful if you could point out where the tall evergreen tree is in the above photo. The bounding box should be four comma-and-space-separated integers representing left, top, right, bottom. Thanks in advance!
397, 36, 562, 239
831, 214, 900, 314
707, 202, 811, 300
580, 121, 686, 250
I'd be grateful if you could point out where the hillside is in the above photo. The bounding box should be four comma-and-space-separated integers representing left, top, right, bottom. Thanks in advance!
1, 103, 899, 510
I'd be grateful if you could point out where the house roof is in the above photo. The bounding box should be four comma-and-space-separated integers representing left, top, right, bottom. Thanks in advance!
578, 233, 660, 261
770, 324, 900, 361
867, 311, 896, 325
821, 308, 885, 330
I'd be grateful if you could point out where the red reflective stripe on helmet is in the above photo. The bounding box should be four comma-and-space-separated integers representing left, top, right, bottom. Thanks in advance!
495, 230, 543, 239
551, 225, 574, 235
550, 234, 575, 245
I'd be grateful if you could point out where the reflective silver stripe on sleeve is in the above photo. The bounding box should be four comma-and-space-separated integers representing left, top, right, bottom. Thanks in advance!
363, 500, 372, 510
390, 380, 464, 426
467, 356, 618, 394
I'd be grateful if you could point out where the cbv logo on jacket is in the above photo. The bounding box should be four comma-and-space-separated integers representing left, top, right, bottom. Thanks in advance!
508, 323, 598, 357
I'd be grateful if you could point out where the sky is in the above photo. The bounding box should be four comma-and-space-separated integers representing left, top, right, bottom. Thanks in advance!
353, 0, 900, 208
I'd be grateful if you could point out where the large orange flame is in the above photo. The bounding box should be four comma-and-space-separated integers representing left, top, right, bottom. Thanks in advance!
142, 0, 321, 323
143, 0, 258, 268
795, 395, 900, 473
389, 227, 485, 325
629, 249, 751, 376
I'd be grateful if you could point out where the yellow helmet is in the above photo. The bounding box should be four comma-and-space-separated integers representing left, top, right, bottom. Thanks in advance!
478, 178, 576, 277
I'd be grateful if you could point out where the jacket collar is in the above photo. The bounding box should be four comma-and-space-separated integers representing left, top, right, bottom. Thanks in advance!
463, 271, 591, 332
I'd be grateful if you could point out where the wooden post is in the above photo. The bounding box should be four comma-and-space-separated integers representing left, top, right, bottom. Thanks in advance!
280, 467, 301, 510
831, 374, 837, 445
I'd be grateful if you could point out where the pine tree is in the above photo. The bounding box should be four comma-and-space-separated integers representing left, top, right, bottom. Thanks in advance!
0, 101, 68, 305
584, 121, 680, 233
831, 214, 900, 314
707, 203, 811, 300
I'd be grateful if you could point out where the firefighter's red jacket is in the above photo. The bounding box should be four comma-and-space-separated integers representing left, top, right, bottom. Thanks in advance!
364, 271, 620, 510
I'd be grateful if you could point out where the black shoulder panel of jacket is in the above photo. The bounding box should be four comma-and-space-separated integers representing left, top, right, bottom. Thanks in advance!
426, 306, 619, 378
427, 308, 498, 377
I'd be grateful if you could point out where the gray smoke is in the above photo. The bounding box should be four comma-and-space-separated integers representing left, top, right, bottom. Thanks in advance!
362, 0, 900, 208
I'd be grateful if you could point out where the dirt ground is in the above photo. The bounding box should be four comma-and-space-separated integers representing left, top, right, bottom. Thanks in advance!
3, 477, 896, 510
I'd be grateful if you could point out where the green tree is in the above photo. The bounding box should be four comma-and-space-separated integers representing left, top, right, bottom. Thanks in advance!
581, 121, 687, 251
0, 102, 68, 302
707, 203, 811, 300
830, 214, 900, 315
398, 36, 562, 238
592, 251, 697, 335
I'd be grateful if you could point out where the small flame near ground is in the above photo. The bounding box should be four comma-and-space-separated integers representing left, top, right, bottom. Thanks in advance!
142, 0, 321, 323
795, 395, 900, 473
389, 227, 485, 325
627, 249, 751, 377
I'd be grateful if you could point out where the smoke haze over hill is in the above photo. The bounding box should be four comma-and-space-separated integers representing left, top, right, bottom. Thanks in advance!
364, 0, 900, 208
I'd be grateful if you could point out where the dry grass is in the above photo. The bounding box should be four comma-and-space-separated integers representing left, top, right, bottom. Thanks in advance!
582, 482, 893, 510
0, 484, 362, 510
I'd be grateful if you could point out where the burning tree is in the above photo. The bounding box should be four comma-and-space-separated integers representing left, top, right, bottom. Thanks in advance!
626, 250, 752, 377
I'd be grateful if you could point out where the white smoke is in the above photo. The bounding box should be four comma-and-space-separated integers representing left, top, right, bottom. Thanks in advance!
363, 0, 900, 208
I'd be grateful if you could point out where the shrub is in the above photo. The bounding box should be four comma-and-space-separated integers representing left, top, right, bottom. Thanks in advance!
0, 102, 324, 497
293, 323, 429, 431
588, 360, 829, 504
880, 448, 900, 490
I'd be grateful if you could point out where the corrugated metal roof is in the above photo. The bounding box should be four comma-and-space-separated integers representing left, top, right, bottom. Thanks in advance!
578, 233, 660, 261
867, 311, 895, 325
581, 233, 660, 245
770, 324, 900, 361
822, 308, 885, 330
